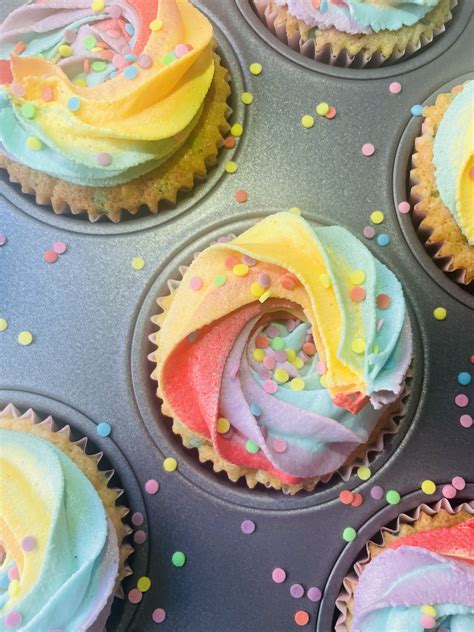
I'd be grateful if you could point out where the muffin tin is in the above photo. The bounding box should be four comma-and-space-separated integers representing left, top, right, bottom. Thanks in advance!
0, 1, 473, 630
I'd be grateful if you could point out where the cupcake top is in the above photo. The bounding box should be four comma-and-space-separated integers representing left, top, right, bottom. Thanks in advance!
0, 0, 215, 186
433, 80, 474, 247
351, 518, 474, 631
154, 212, 412, 485
273, 0, 440, 34
0, 428, 120, 631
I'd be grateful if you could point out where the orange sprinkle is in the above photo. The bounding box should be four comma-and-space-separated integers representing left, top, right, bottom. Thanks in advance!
101, 50, 115, 61
325, 106, 337, 119
295, 611, 310, 626
224, 136, 236, 149
224, 255, 240, 270
14, 41, 26, 54
255, 335, 269, 349
235, 190, 248, 203
339, 490, 354, 505
351, 492, 364, 507
96, 42, 109, 49
302, 342, 316, 356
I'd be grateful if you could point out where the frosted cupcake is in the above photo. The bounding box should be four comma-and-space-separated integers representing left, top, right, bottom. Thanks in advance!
251, 0, 456, 68
0, 0, 231, 221
149, 212, 412, 494
411, 80, 474, 289
0, 404, 132, 630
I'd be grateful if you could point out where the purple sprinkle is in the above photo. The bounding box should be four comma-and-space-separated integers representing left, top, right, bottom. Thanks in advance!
131, 512, 144, 526
21, 536, 37, 552
258, 273, 271, 288
108, 4, 122, 18
97, 152, 112, 166
307, 586, 322, 602
0, 233, 7, 246
272, 567, 286, 583
290, 583, 304, 599
286, 319, 296, 332
266, 326, 279, 339
370, 485, 384, 500
275, 349, 288, 362
64, 29, 77, 44
134, 530, 147, 544
241, 519, 256, 534
258, 366, 271, 380
243, 255, 257, 266
152, 608, 166, 624
363, 226, 376, 239
137, 53, 153, 69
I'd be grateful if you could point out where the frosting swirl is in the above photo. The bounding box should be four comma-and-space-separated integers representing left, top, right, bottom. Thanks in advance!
155, 213, 412, 485
352, 518, 474, 631
0, 0, 215, 186
0, 429, 119, 631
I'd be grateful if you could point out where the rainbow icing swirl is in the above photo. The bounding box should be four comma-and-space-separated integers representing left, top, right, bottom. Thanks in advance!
155, 213, 412, 485
0, 429, 119, 631
0, 0, 215, 186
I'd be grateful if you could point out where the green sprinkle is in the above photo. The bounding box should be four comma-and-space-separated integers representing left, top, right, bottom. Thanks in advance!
270, 336, 285, 351
92, 60, 107, 72
171, 551, 186, 567
213, 274, 227, 287
342, 527, 357, 542
20, 102, 36, 119
385, 490, 401, 505
245, 439, 259, 454
163, 52, 176, 65
83, 35, 97, 50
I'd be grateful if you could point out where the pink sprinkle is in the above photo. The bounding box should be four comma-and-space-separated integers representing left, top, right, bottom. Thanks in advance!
112, 54, 126, 68
175, 43, 190, 58
53, 241, 67, 254
272, 567, 286, 583
420, 615, 436, 629
266, 326, 279, 338
108, 4, 122, 18
325, 106, 337, 119
286, 319, 296, 332
307, 586, 322, 602
12, 84, 25, 97
128, 588, 143, 604
0, 233, 7, 246
138, 54, 153, 69
273, 438, 287, 453
21, 536, 36, 552
41, 86, 54, 102
389, 81, 402, 94
263, 355, 276, 370
152, 608, 166, 624
131, 512, 144, 526
241, 519, 256, 534
263, 379, 278, 394
134, 530, 147, 544
455, 394, 469, 407
452, 476, 466, 491
442, 484, 457, 499
258, 366, 271, 380
258, 273, 271, 288
144, 479, 159, 495
217, 235, 231, 243
275, 350, 288, 362
243, 255, 257, 266
8, 566, 19, 581
97, 152, 112, 166
460, 414, 473, 428
44, 250, 58, 264
316, 361, 326, 375
363, 226, 375, 239
370, 485, 384, 500
361, 143, 375, 157
4, 612, 22, 628
398, 201, 411, 214
189, 276, 203, 291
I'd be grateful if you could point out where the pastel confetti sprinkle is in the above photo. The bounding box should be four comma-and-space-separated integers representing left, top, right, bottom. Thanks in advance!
235, 189, 248, 203
301, 115, 314, 129
150, 18, 163, 31
370, 485, 384, 500
411, 104, 423, 116
0, 318, 8, 332
389, 81, 402, 94
21, 103, 36, 119
152, 609, 166, 624
21, 536, 37, 552
144, 479, 159, 495
377, 234, 390, 247
134, 530, 147, 544
0, 233, 7, 246
131, 257, 145, 270
433, 307, 447, 320
455, 394, 469, 407
18, 331, 33, 346
67, 97, 81, 111
214, 274, 226, 287
241, 519, 256, 534
26, 136, 42, 151
398, 201, 411, 214
339, 490, 353, 505
370, 211, 384, 225
272, 567, 286, 583
241, 91, 254, 105
385, 490, 401, 505
225, 161, 238, 174
361, 143, 375, 157
290, 583, 304, 598
233, 263, 249, 277
53, 241, 67, 254
172, 551, 186, 567
4, 612, 22, 628
460, 414, 472, 428
420, 614, 436, 629
245, 439, 259, 453
138, 54, 153, 69
452, 476, 466, 491
131, 512, 144, 526
357, 466, 371, 481
231, 123, 243, 137
44, 250, 58, 264
189, 276, 203, 291
458, 371, 472, 385
249, 62, 262, 75
123, 65, 139, 80
137, 576, 151, 592
223, 136, 236, 149
421, 480, 436, 494
11, 84, 25, 97
421, 605, 437, 617
163, 457, 177, 472
350, 270, 366, 285
273, 438, 287, 453
351, 492, 363, 507
363, 226, 376, 239
128, 588, 142, 604
351, 338, 366, 354
343, 527, 357, 542
325, 106, 337, 119
294, 611, 310, 626
316, 102, 329, 116
97, 422, 111, 437
97, 152, 112, 166
307, 587, 322, 602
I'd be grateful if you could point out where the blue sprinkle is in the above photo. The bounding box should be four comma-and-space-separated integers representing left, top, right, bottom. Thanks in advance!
124, 54, 137, 62
377, 233, 390, 247
320, 0, 328, 12
125, 23, 135, 36
458, 372, 472, 386
250, 403, 262, 417
97, 422, 111, 437
67, 96, 81, 111
411, 104, 423, 117
123, 65, 138, 80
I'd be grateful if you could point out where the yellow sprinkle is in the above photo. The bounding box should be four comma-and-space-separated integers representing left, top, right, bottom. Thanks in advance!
253, 348, 265, 363
421, 479, 436, 494
137, 577, 151, 593
233, 263, 249, 277
290, 378, 305, 391
286, 348, 296, 361
91, 0, 105, 11
301, 114, 314, 129
372, 344, 380, 354
316, 102, 329, 116
91, 47, 103, 53
250, 282, 265, 298
231, 123, 243, 137
163, 457, 177, 472
26, 136, 42, 151
320, 273, 331, 289
274, 369, 289, 383
0, 318, 8, 332
249, 62, 262, 75
58, 44, 73, 57
291, 357, 304, 370
351, 338, 366, 354
8, 580, 19, 596
433, 306, 447, 320
241, 91, 254, 105
150, 18, 163, 31
217, 417, 231, 434
18, 331, 33, 346
131, 257, 145, 270
289, 207, 301, 215
370, 210, 384, 225
225, 161, 238, 174
357, 466, 371, 481
350, 270, 366, 285
420, 605, 437, 617
259, 290, 272, 303
74, 78, 87, 86
320, 374, 327, 387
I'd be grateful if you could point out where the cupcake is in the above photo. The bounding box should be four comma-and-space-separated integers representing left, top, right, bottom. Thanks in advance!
0, 0, 231, 222
149, 212, 412, 494
336, 499, 474, 631
0, 403, 132, 630
251, 0, 456, 68
411, 80, 474, 289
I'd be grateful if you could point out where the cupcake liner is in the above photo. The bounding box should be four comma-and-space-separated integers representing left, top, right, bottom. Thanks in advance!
0, 51, 231, 223
251, 0, 456, 69
148, 253, 411, 495
335, 497, 474, 631
410, 84, 474, 288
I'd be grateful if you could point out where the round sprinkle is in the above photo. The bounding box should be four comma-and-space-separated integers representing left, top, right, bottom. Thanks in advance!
385, 490, 401, 505
83, 35, 97, 50
53, 241, 67, 254
233, 263, 249, 277
131, 257, 144, 270
351, 492, 364, 507
274, 368, 289, 383
21, 536, 37, 552
91, 60, 106, 73
272, 567, 286, 583
67, 97, 81, 111
241, 91, 254, 105
460, 414, 473, 428
362, 143, 375, 156
123, 65, 139, 80
411, 104, 423, 116
241, 519, 256, 534
307, 587, 322, 602
343, 527, 357, 542
294, 611, 310, 626
235, 189, 248, 203
137, 576, 151, 593
452, 476, 466, 491
389, 81, 402, 94
150, 18, 163, 31
377, 234, 390, 247
357, 466, 371, 481
58, 44, 73, 57
455, 394, 469, 407
225, 161, 238, 174
263, 379, 277, 393
97, 422, 111, 437
376, 294, 391, 310
97, 152, 112, 166
144, 479, 159, 495
134, 530, 147, 544
44, 250, 58, 263
172, 551, 186, 567
290, 377, 305, 391
137, 54, 153, 69
231, 123, 243, 137
128, 588, 142, 604
131, 512, 144, 526
270, 336, 285, 351
420, 614, 436, 629
152, 608, 166, 624
370, 485, 384, 500
213, 274, 227, 287
458, 371, 471, 386
339, 490, 354, 505
0, 233, 6, 246
26, 136, 42, 151
350, 270, 366, 285
253, 348, 265, 363
351, 338, 366, 354
370, 211, 384, 225
398, 201, 411, 214
350, 287, 366, 302
273, 438, 287, 453
433, 307, 447, 320
91, 0, 105, 11
325, 106, 337, 119
245, 439, 259, 454
163, 457, 177, 472
223, 136, 236, 149
363, 226, 376, 239
18, 331, 33, 346
421, 480, 436, 494
290, 583, 304, 599
217, 417, 230, 434
316, 102, 329, 116
249, 403, 262, 417
4, 612, 22, 628
249, 62, 262, 75
442, 484, 457, 499
301, 114, 314, 129
189, 276, 203, 291
20, 102, 36, 119
258, 273, 271, 288
421, 606, 437, 618
0, 318, 8, 332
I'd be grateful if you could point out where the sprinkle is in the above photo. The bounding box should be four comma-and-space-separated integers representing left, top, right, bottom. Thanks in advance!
270, 337, 285, 351
460, 414, 473, 428
389, 81, 402, 94
20, 103, 36, 119
350, 270, 366, 285
273, 438, 287, 453
349, 286, 366, 302
152, 608, 166, 624
274, 368, 289, 383
292, 357, 304, 370
163, 52, 175, 65
249, 62, 262, 75
51, 241, 66, 256
241, 519, 256, 534
4, 612, 22, 628
316, 102, 329, 116
452, 476, 466, 491
398, 201, 411, 214
290, 377, 305, 391
163, 457, 177, 472
362, 143, 375, 156
241, 91, 254, 105
442, 484, 456, 499
137, 576, 151, 593
150, 18, 163, 31
421, 480, 436, 494
26, 136, 42, 151
320, 273, 331, 288
363, 226, 375, 239
290, 584, 304, 599
377, 233, 390, 247
131, 257, 145, 271
458, 371, 471, 385
131, 512, 144, 526
217, 417, 231, 434
97, 152, 112, 166
385, 490, 401, 505
301, 114, 314, 128
257, 274, 271, 289
233, 263, 249, 277
18, 331, 33, 346
67, 97, 81, 112
134, 530, 146, 544
245, 439, 259, 453
12, 84, 25, 97
58, 44, 73, 57
225, 161, 238, 174
421, 606, 437, 618
455, 394, 469, 407
370, 211, 384, 225
294, 611, 310, 626
263, 379, 277, 394
14, 41, 26, 55
339, 490, 354, 505
97, 422, 111, 437
137, 54, 153, 69
231, 123, 243, 137
0, 318, 8, 332
316, 361, 326, 375
144, 479, 159, 495
272, 567, 286, 583
259, 290, 272, 303
420, 615, 436, 629
375, 294, 391, 310
325, 106, 337, 119
213, 274, 226, 286
21, 536, 37, 552
91, 0, 105, 11
172, 550, 187, 567
411, 104, 423, 116
433, 307, 447, 320
123, 65, 139, 79
307, 587, 322, 602
343, 527, 357, 542
223, 136, 236, 149
189, 276, 203, 291
91, 60, 106, 73
351, 338, 366, 354
128, 588, 142, 604
351, 492, 364, 507
357, 466, 371, 481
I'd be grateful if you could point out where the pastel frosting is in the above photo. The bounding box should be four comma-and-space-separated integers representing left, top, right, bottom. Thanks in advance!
156, 213, 412, 484
0, 429, 119, 631
351, 518, 474, 631
274, 0, 440, 34
433, 81, 474, 246
0, 0, 215, 186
